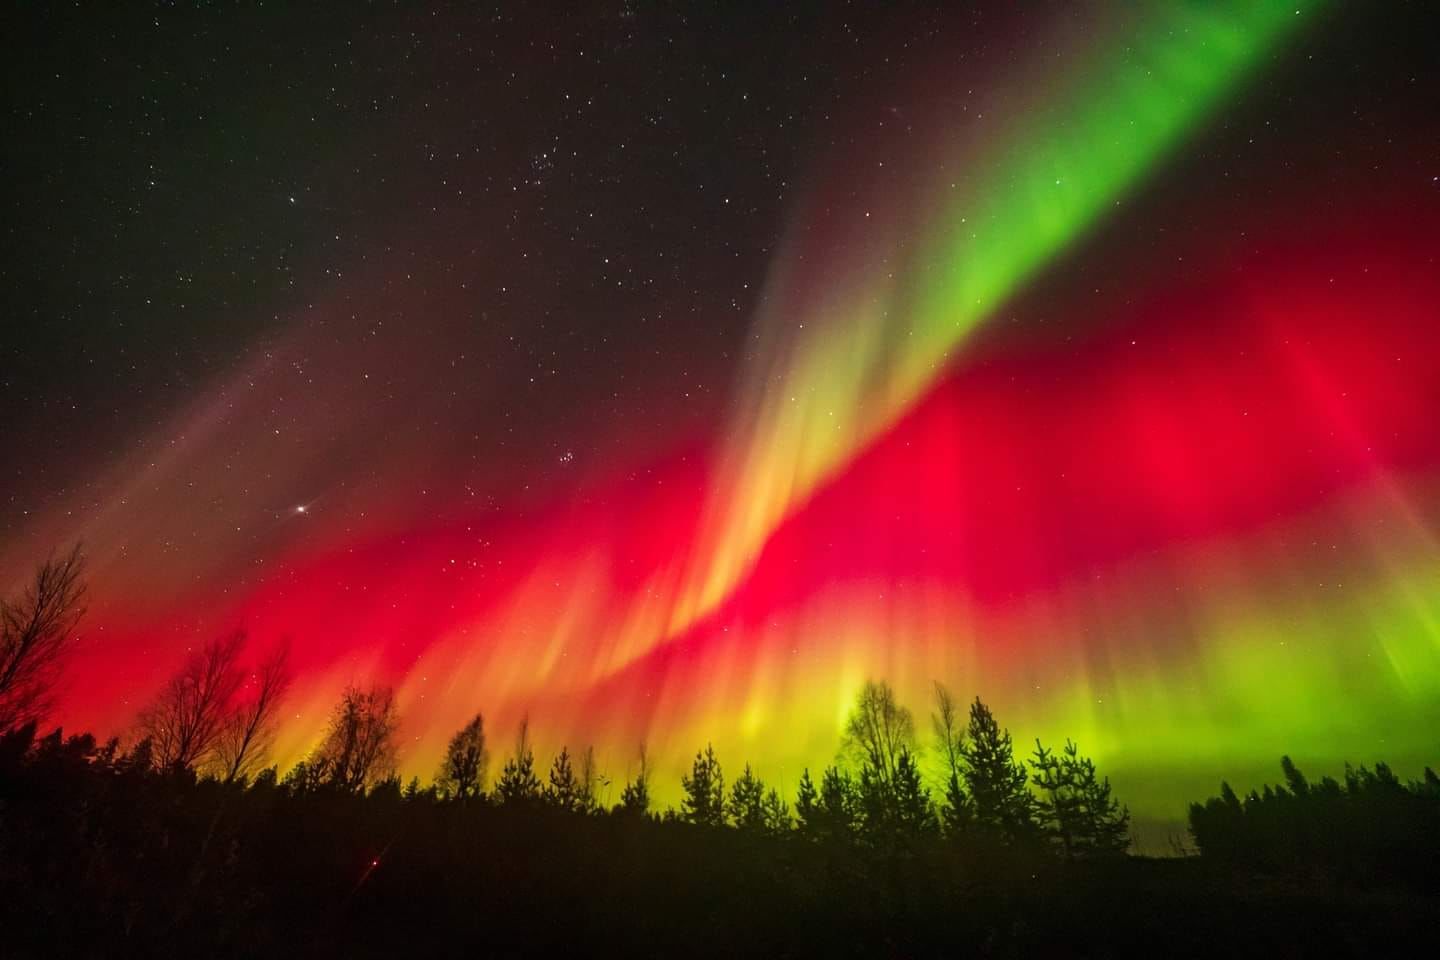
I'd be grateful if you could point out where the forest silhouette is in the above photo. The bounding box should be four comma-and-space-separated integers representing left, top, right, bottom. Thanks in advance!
2, 548, 1435, 956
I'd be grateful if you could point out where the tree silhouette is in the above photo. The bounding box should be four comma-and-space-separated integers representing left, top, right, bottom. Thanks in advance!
578, 745, 602, 813
282, 756, 328, 794
0, 544, 86, 731
137, 631, 246, 771
495, 719, 542, 806
1030, 738, 1129, 857
794, 765, 862, 843
728, 762, 766, 831
761, 785, 792, 837
891, 747, 937, 837
546, 746, 584, 811
932, 682, 975, 835
312, 684, 400, 792
616, 743, 651, 816
1189, 755, 1440, 883
959, 697, 1037, 843
842, 680, 915, 790
437, 712, 489, 801
858, 746, 936, 844
214, 639, 291, 783
680, 743, 725, 827
795, 768, 820, 829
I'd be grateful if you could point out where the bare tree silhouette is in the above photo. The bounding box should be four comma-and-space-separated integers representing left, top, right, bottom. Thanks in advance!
933, 682, 975, 833
314, 684, 401, 792
842, 680, 914, 789
215, 640, 291, 783
137, 631, 245, 770
0, 544, 86, 731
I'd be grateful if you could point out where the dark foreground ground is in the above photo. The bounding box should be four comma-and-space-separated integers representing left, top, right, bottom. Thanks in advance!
2, 766, 1433, 959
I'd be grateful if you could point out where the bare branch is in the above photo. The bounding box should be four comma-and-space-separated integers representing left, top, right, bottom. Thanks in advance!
137, 631, 246, 771
215, 639, 292, 783
0, 544, 87, 731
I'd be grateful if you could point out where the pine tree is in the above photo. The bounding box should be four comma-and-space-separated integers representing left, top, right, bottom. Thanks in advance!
1031, 738, 1129, 857
761, 786, 792, 837
403, 775, 423, 802
546, 746, 582, 811
496, 721, 542, 806
680, 743, 725, 827
959, 697, 1037, 843
616, 744, 651, 817
1066, 740, 1129, 855
728, 763, 766, 831
891, 747, 937, 838
795, 768, 821, 833
577, 745, 601, 813
818, 765, 860, 841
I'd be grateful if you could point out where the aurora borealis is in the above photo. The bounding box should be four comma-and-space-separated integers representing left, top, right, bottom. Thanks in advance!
4, 2, 1438, 826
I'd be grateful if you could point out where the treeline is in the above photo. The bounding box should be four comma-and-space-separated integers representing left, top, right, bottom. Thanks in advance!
1189, 756, 1440, 887
3, 551, 1130, 858
3, 547, 1439, 955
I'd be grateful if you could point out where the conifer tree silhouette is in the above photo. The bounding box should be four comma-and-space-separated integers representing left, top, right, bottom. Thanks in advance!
892, 747, 937, 838
796, 766, 861, 842
728, 763, 766, 831
546, 745, 583, 811
959, 697, 1036, 843
795, 768, 821, 833
761, 786, 792, 837
496, 719, 542, 806
1031, 738, 1129, 857
680, 743, 725, 827
617, 744, 651, 816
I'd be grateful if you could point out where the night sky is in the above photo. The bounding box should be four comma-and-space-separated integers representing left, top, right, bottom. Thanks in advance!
3, 2, 1438, 820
